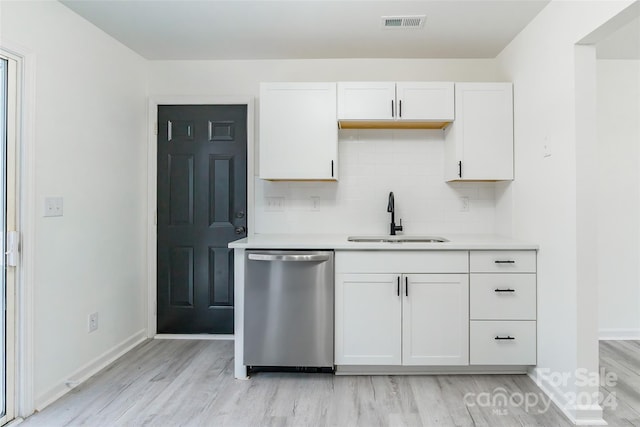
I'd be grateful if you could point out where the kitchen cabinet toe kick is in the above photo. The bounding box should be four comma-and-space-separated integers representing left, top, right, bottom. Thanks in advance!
335, 365, 532, 375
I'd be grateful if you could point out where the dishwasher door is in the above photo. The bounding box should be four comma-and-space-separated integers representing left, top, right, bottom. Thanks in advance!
244, 250, 334, 368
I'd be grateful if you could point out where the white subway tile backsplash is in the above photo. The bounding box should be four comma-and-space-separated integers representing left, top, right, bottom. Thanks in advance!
254, 129, 499, 235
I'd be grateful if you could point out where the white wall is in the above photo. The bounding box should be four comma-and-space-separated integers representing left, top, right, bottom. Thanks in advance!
495, 1, 634, 423
150, 59, 501, 235
0, 1, 148, 410
597, 59, 640, 338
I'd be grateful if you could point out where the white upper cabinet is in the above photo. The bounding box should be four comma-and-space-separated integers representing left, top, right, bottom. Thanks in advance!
259, 82, 338, 181
337, 81, 454, 129
444, 83, 514, 181
337, 82, 396, 121
395, 82, 455, 121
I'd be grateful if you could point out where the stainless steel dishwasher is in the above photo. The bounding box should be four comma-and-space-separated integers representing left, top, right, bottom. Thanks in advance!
244, 250, 334, 369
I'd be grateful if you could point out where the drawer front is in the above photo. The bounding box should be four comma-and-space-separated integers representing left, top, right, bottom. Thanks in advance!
470, 274, 536, 320
335, 251, 468, 274
470, 321, 536, 365
470, 251, 536, 273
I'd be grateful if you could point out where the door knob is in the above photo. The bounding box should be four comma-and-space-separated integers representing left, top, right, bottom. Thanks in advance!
235, 226, 247, 235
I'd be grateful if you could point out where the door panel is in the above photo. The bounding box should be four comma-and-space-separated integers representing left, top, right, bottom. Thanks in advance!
168, 246, 194, 307
168, 154, 194, 225
335, 273, 402, 365
208, 247, 233, 307
402, 274, 469, 365
157, 105, 247, 334
209, 155, 233, 226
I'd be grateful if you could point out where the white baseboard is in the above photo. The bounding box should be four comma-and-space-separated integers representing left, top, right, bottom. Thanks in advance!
35, 329, 147, 411
528, 368, 605, 426
154, 334, 234, 340
599, 328, 640, 340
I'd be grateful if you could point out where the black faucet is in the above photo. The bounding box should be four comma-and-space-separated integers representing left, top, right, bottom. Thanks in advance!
387, 192, 403, 235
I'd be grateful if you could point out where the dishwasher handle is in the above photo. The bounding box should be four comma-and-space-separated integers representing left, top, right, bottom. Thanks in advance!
248, 253, 331, 262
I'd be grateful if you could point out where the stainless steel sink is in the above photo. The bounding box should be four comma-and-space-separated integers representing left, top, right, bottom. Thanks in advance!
348, 236, 449, 243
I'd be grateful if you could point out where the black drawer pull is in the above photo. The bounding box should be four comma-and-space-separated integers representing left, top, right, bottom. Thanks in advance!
495, 288, 515, 293
397, 276, 400, 297
495, 336, 515, 340
495, 260, 515, 264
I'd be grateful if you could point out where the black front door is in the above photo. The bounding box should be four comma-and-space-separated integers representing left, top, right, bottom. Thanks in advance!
157, 105, 247, 334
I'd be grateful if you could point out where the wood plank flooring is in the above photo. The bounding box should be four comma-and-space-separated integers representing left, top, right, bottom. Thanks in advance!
601, 340, 640, 426
19, 340, 639, 426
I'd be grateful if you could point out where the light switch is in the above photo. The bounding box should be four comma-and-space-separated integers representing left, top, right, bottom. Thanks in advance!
44, 197, 63, 217
310, 196, 320, 211
543, 136, 552, 158
460, 196, 470, 212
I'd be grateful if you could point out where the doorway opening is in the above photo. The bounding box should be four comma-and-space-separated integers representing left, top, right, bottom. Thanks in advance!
147, 98, 254, 338
0, 51, 19, 426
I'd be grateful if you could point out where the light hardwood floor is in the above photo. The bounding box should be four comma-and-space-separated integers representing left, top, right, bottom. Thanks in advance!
19, 340, 639, 426
600, 340, 640, 426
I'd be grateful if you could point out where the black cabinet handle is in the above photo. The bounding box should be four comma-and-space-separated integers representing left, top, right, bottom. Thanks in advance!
458, 161, 462, 178
397, 276, 400, 296
495, 288, 515, 293
495, 260, 515, 264
399, 100, 402, 118
391, 100, 394, 117
495, 336, 515, 340
331, 160, 334, 177
405, 276, 408, 297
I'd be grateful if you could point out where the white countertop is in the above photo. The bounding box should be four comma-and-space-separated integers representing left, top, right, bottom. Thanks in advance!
228, 234, 538, 250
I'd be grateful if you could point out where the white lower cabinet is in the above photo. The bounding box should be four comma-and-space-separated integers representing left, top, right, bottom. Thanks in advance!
470, 321, 536, 365
335, 274, 402, 365
335, 251, 469, 366
335, 250, 537, 369
402, 274, 469, 365
469, 250, 537, 366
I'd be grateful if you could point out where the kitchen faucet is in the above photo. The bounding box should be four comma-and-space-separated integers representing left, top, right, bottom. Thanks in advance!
387, 192, 403, 236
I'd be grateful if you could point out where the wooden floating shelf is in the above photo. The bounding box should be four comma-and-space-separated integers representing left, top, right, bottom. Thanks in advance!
338, 121, 452, 130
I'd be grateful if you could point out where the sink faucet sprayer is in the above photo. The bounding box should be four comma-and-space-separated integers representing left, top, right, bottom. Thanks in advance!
387, 192, 403, 236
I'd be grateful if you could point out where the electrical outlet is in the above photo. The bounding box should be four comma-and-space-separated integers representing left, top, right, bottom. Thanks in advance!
543, 136, 552, 158
265, 196, 285, 212
44, 197, 64, 217
310, 196, 320, 211
88, 312, 98, 333
460, 196, 470, 212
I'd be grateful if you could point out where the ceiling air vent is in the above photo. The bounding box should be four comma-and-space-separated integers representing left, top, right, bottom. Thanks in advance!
382, 15, 426, 29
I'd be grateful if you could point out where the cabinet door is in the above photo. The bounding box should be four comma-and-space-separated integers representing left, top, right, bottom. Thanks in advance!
396, 82, 454, 121
402, 274, 469, 365
259, 82, 337, 180
337, 82, 396, 121
445, 83, 513, 181
335, 273, 401, 365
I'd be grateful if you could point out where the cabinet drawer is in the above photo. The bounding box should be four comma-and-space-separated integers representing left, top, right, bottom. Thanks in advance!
470, 274, 536, 320
470, 321, 536, 365
470, 251, 536, 273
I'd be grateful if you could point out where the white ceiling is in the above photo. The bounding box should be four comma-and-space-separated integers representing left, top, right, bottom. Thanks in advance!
60, 0, 552, 60
596, 16, 640, 60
